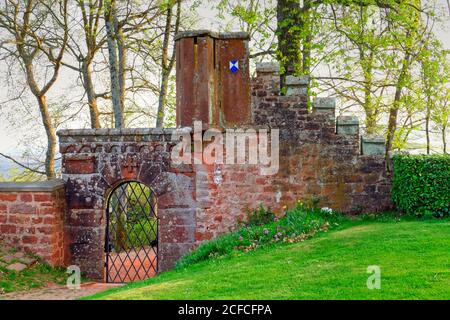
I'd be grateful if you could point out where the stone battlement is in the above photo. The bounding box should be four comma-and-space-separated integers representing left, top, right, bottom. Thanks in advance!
252, 62, 386, 156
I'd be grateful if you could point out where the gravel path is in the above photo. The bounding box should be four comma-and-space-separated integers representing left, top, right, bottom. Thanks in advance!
0, 282, 122, 300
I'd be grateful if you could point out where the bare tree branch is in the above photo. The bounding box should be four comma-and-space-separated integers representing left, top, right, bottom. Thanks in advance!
0, 152, 46, 175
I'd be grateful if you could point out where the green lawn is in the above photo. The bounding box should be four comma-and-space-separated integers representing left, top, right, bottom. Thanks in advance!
0, 263, 67, 294
87, 219, 450, 300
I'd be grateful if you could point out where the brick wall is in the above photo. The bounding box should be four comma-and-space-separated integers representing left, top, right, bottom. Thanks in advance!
190, 63, 392, 241
56, 64, 393, 276
0, 180, 65, 266
251, 63, 392, 212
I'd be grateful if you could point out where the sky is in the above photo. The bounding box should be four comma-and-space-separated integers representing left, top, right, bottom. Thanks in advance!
0, 1, 449, 175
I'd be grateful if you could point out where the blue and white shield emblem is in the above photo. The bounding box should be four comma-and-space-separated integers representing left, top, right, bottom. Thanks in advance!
229, 60, 239, 73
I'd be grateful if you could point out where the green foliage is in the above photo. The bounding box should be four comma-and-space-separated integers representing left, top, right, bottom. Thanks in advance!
0, 263, 67, 293
109, 182, 157, 251
244, 205, 275, 227
392, 154, 450, 217
175, 203, 343, 269
125, 217, 157, 248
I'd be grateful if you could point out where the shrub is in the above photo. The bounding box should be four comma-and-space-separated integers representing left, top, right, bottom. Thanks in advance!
392, 154, 450, 217
175, 203, 343, 269
244, 205, 275, 227
126, 217, 157, 248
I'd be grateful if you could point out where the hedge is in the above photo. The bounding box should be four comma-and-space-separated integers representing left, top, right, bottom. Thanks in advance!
392, 154, 450, 217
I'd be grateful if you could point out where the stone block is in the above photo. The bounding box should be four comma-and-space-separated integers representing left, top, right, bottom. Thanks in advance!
361, 135, 386, 156
285, 76, 309, 96
285, 75, 309, 86
64, 157, 96, 174
337, 116, 359, 135
7, 262, 27, 272
313, 97, 336, 111
255, 62, 279, 74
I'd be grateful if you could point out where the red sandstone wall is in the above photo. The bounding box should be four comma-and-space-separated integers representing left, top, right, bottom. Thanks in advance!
191, 67, 392, 241
0, 182, 65, 266
58, 129, 198, 279
56, 66, 393, 278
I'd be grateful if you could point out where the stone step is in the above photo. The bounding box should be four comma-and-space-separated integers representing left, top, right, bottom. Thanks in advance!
6, 262, 27, 272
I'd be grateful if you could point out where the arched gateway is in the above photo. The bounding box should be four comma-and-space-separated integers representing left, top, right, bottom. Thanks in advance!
105, 181, 158, 283
58, 128, 198, 281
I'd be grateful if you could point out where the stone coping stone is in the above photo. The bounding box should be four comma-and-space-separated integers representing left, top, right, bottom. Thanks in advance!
255, 62, 280, 73
0, 179, 64, 192
57, 128, 177, 137
175, 30, 250, 41
58, 126, 274, 138
337, 116, 359, 125
361, 135, 385, 144
313, 97, 336, 109
285, 75, 309, 86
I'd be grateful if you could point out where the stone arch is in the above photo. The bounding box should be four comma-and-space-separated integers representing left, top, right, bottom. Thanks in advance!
59, 129, 196, 281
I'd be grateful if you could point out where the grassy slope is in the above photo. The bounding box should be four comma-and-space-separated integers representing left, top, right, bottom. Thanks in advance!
88, 219, 450, 300
0, 263, 67, 294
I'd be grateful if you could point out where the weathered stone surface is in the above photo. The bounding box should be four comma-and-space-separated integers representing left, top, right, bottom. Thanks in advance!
0, 185, 65, 267
337, 116, 359, 135
64, 157, 96, 174
57, 129, 198, 279
0, 180, 64, 192
252, 66, 391, 216
361, 135, 386, 156
286, 86, 308, 97
255, 62, 279, 74
12, 252, 25, 259
1, 254, 16, 263
313, 97, 336, 110
7, 262, 27, 272
285, 75, 309, 86
175, 30, 250, 40
282, 75, 309, 97
18, 257, 37, 266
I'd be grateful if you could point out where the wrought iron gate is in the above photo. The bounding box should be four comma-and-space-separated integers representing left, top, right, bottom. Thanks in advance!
105, 181, 158, 283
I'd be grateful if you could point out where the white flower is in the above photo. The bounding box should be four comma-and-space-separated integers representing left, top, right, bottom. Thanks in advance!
321, 207, 333, 214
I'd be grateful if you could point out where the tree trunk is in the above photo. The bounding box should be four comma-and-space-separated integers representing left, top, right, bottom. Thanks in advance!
105, 0, 123, 128
425, 101, 431, 154
300, 6, 312, 76
363, 77, 377, 134
385, 53, 411, 170
82, 60, 101, 129
276, 0, 302, 91
157, 73, 170, 128
443, 126, 447, 154
114, 13, 127, 112
362, 53, 377, 134
37, 95, 57, 179
156, 6, 173, 128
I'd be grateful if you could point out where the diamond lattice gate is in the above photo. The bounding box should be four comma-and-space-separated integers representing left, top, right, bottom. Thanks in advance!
105, 181, 158, 283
